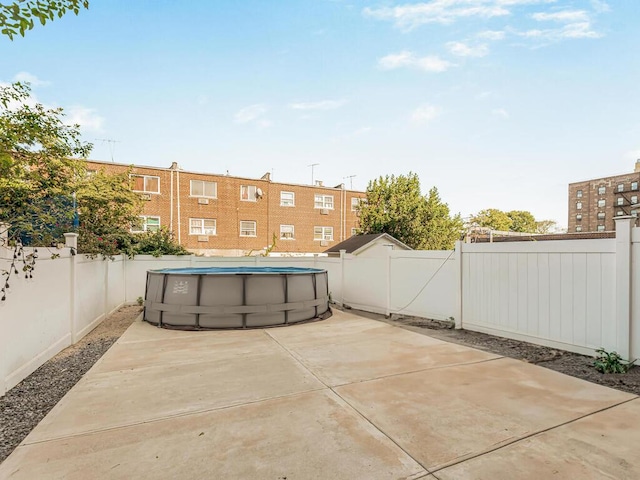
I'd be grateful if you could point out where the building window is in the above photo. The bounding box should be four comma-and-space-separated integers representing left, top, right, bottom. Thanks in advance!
131, 175, 160, 194
132, 216, 160, 233
314, 194, 334, 209
280, 191, 295, 207
598, 186, 605, 195
632, 209, 639, 217
631, 195, 638, 205
597, 212, 605, 220
314, 226, 333, 241
575, 226, 582, 232
351, 228, 357, 236
240, 221, 256, 237
617, 210, 624, 216
576, 214, 582, 221
617, 197, 624, 206
597, 199, 605, 208
190, 180, 217, 198
576, 190, 583, 198
189, 218, 216, 235
617, 184, 624, 192
241, 185, 257, 202
351, 197, 362, 212
280, 224, 294, 239
597, 225, 605, 232
632, 182, 639, 191
576, 202, 582, 210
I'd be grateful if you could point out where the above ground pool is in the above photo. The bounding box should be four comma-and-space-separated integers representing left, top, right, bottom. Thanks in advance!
143, 267, 331, 329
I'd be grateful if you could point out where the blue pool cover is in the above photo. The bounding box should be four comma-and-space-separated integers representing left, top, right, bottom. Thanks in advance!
150, 266, 325, 275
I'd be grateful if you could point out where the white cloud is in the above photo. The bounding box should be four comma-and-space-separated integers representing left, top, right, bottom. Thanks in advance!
288, 99, 346, 110
66, 106, 105, 132
446, 41, 489, 57
411, 104, 441, 123
363, 2, 509, 30
379, 51, 455, 72
491, 108, 509, 119
477, 30, 506, 40
590, 0, 610, 14
532, 10, 589, 22
234, 104, 268, 124
519, 22, 602, 40
13, 71, 50, 87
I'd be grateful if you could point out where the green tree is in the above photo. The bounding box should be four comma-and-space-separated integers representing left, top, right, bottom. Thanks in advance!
76, 169, 143, 256
0, 82, 90, 246
357, 173, 462, 250
422, 187, 464, 250
1, 0, 89, 40
470, 209, 513, 232
535, 219, 558, 234
507, 210, 537, 233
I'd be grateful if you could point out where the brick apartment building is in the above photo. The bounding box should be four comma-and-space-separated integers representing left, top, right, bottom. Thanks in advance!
568, 161, 640, 232
85, 160, 366, 256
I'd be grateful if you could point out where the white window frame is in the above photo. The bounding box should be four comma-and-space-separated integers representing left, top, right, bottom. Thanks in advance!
280, 191, 295, 207
631, 195, 638, 205
617, 197, 624, 206
314, 226, 333, 241
597, 199, 605, 208
617, 184, 624, 192
597, 225, 605, 232
190, 180, 217, 198
132, 215, 160, 233
598, 186, 605, 195
597, 212, 605, 220
240, 220, 257, 237
241, 185, 257, 202
576, 190, 583, 198
314, 194, 334, 209
351, 197, 362, 212
351, 227, 357, 236
131, 174, 160, 194
576, 226, 582, 232
576, 214, 582, 220
280, 224, 295, 240
576, 202, 582, 210
189, 218, 216, 235
632, 182, 639, 191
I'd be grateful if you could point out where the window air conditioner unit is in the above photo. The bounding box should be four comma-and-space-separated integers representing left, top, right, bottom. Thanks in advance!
320, 208, 329, 215
320, 240, 329, 247
197, 236, 209, 242
140, 194, 151, 201
198, 198, 209, 205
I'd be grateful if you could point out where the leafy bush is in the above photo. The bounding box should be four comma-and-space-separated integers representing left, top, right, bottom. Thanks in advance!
594, 348, 636, 374
131, 228, 190, 257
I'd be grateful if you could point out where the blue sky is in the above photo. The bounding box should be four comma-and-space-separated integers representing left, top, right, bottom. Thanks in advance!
2, 0, 638, 228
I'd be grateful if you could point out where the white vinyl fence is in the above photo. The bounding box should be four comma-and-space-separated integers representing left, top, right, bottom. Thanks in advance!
1, 218, 638, 395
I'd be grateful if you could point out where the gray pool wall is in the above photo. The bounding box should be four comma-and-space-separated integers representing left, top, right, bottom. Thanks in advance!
143, 267, 330, 329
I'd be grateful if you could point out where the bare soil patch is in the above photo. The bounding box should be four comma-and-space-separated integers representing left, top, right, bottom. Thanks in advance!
0, 305, 142, 463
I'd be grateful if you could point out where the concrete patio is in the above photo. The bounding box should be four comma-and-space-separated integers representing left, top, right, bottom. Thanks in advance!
1, 310, 638, 479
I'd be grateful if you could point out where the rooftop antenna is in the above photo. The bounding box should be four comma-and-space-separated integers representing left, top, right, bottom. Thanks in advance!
95, 138, 120, 162
343, 175, 356, 189
308, 163, 319, 185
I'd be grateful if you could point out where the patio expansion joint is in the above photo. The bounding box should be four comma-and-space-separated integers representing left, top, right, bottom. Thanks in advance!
19, 386, 327, 448
427, 396, 640, 475
263, 329, 441, 478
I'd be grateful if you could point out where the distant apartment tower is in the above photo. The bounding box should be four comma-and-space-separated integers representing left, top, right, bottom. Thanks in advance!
568, 161, 640, 232
85, 160, 366, 256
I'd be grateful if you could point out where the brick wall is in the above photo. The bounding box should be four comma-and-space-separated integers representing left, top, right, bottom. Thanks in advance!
86, 160, 366, 255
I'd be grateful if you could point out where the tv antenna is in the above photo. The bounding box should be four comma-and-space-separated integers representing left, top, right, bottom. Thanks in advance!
308, 163, 319, 185
95, 138, 120, 162
343, 175, 356, 189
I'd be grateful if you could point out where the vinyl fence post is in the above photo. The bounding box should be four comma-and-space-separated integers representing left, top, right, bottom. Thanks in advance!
64, 233, 79, 343
339, 249, 346, 307
455, 241, 463, 329
614, 217, 633, 360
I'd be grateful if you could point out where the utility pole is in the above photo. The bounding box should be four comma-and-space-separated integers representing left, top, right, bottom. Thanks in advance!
308, 163, 319, 185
